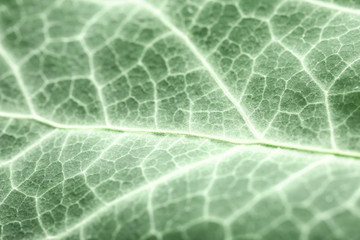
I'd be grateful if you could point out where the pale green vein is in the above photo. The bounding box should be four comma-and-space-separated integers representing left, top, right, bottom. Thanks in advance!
44, 146, 241, 240
0, 36, 36, 115
0, 130, 58, 168
226, 157, 329, 223
92, 0, 263, 140
305, 0, 360, 15
136, 0, 263, 139
274, 40, 337, 149
78, 7, 111, 126
0, 112, 359, 160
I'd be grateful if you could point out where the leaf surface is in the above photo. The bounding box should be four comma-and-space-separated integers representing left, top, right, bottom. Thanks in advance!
0, 0, 359, 239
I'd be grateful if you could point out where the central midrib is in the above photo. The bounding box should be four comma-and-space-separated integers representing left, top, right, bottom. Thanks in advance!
1, 111, 359, 160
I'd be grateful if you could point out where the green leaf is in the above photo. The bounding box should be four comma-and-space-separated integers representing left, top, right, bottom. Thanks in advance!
0, 0, 359, 239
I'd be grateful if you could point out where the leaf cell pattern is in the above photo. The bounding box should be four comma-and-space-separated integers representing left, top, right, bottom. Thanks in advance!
0, 0, 359, 239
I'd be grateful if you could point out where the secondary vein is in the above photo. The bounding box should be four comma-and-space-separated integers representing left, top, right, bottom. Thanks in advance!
43, 146, 241, 240
132, 0, 263, 140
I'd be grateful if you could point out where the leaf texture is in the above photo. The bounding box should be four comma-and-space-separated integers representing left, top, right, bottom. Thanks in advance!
0, 0, 359, 239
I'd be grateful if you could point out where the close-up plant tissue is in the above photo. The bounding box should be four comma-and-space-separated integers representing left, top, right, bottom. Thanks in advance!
0, 0, 359, 239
